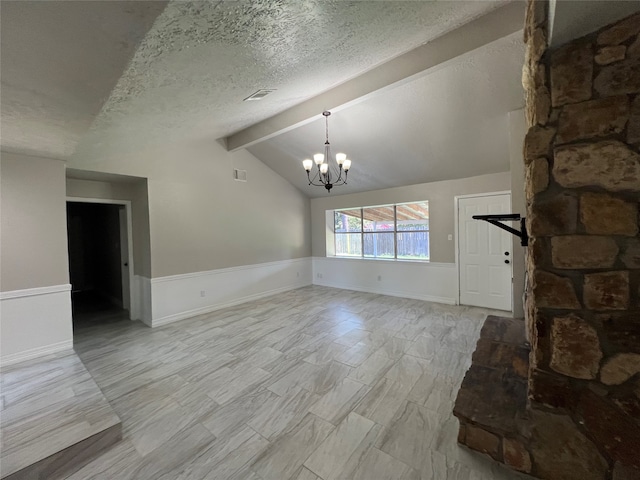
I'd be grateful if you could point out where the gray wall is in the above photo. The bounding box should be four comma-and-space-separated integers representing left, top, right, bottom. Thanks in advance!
310, 172, 511, 263
1, 152, 70, 291
66, 177, 152, 277
66, 138, 311, 278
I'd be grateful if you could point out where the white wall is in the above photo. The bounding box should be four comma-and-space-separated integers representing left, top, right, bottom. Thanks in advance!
1, 152, 73, 365
0, 286, 73, 365
310, 172, 512, 308
509, 109, 527, 318
311, 172, 511, 263
313, 257, 456, 304
64, 138, 313, 328
67, 138, 312, 278
150, 258, 312, 327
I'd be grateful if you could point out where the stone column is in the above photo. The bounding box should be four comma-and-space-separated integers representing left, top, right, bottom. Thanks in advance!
523, 2, 640, 478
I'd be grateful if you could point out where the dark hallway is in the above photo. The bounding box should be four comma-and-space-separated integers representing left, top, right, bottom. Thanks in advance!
67, 202, 129, 329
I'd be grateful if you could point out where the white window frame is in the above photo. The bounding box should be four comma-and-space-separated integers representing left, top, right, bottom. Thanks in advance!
333, 201, 430, 262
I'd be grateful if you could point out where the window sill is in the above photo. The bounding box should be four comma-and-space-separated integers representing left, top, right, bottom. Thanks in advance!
331, 255, 430, 264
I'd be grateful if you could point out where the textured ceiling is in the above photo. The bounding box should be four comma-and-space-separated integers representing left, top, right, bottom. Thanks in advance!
71, 0, 506, 160
2, 0, 635, 197
0, 1, 166, 160
248, 32, 526, 197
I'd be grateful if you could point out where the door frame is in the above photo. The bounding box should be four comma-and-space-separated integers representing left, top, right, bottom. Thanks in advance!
66, 196, 136, 319
454, 190, 512, 309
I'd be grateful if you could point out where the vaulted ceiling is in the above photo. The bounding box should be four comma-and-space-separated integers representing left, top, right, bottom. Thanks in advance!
2, 1, 638, 197
247, 30, 525, 196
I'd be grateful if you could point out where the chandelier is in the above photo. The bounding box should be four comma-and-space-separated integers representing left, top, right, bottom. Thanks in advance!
302, 111, 351, 192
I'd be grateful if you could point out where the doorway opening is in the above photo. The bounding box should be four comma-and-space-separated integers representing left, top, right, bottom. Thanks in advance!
66, 201, 133, 329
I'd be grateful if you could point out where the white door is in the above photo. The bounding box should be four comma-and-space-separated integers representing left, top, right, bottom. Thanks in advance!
458, 193, 512, 311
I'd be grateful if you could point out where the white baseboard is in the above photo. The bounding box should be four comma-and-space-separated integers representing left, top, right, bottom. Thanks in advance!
0, 340, 74, 367
0, 284, 73, 367
313, 280, 456, 304
312, 257, 457, 305
150, 258, 312, 327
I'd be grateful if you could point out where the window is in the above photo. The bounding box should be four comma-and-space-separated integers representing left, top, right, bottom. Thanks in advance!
334, 201, 429, 261
396, 202, 430, 260
334, 208, 362, 257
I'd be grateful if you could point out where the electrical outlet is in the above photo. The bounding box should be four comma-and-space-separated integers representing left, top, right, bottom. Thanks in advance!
448, 234, 453, 241
377, 275, 382, 281
200, 290, 205, 297
317, 273, 323, 279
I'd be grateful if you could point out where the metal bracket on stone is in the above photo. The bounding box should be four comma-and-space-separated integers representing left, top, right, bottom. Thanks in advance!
472, 214, 528, 247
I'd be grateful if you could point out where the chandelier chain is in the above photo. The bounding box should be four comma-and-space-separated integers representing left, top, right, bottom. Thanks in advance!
325, 113, 329, 144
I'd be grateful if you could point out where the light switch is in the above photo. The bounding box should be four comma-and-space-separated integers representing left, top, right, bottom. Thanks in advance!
448, 234, 453, 241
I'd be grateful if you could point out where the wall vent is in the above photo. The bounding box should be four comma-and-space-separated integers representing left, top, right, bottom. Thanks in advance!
243, 89, 276, 101
233, 169, 247, 182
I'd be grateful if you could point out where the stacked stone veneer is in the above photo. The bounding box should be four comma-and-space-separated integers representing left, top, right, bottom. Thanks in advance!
523, 2, 640, 479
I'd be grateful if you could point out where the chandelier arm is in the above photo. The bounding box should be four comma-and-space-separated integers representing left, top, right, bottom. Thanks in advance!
334, 170, 348, 186
307, 168, 331, 187
309, 180, 328, 187
307, 176, 328, 187
328, 165, 344, 184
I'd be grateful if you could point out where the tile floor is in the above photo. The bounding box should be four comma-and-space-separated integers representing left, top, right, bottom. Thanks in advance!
0, 352, 121, 478
68, 286, 529, 480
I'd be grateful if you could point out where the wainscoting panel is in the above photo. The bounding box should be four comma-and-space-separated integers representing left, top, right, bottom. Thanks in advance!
312, 257, 457, 304
0, 284, 73, 366
150, 258, 313, 327
132, 275, 153, 326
